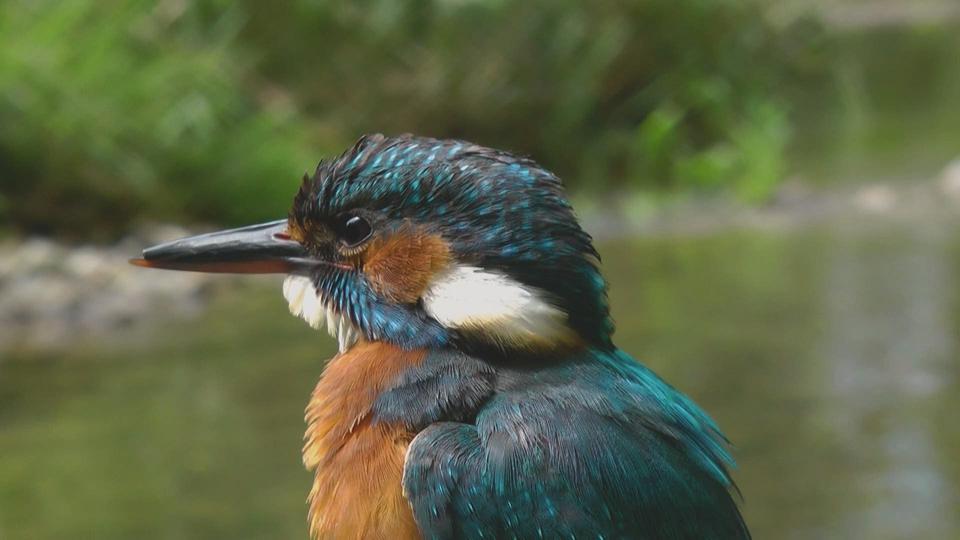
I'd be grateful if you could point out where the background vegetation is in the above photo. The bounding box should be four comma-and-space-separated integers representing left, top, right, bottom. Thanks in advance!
0, 0, 957, 238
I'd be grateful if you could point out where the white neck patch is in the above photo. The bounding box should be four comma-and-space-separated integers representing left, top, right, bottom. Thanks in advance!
421, 264, 575, 348
282, 275, 360, 353
282, 264, 576, 352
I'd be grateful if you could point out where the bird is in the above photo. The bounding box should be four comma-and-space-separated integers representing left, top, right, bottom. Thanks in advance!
132, 134, 749, 539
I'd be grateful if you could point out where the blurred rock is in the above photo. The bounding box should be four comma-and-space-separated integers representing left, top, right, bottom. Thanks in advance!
0, 230, 223, 353
939, 159, 960, 202
853, 184, 897, 213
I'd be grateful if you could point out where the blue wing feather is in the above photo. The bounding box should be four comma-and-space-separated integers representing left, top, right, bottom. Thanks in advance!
402, 348, 749, 539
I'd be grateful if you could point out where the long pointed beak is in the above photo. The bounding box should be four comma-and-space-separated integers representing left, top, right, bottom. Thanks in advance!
130, 219, 313, 274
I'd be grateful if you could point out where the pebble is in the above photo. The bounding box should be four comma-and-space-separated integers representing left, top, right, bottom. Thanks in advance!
939, 159, 960, 201
853, 184, 897, 213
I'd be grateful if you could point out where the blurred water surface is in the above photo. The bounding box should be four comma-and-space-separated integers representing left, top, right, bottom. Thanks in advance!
1, 217, 959, 539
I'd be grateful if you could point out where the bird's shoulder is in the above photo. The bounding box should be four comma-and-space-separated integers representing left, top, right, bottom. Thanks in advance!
401, 347, 750, 539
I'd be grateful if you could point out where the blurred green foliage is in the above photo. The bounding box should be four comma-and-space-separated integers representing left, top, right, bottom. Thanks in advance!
788, 21, 960, 182
2, 0, 925, 237
0, 0, 315, 237
240, 0, 802, 201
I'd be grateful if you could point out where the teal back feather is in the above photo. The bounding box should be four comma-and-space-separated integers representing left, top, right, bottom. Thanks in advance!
399, 347, 749, 539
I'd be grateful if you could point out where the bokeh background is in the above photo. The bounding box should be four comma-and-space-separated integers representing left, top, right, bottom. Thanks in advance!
2, 1, 959, 538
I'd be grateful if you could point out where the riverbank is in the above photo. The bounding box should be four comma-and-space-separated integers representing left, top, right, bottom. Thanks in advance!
585, 159, 960, 239
2, 160, 959, 354
0, 226, 248, 353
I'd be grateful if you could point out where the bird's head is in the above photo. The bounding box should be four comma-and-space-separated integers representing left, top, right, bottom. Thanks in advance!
134, 135, 613, 354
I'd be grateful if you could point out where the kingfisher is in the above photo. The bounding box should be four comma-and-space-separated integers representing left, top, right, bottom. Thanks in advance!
133, 134, 749, 539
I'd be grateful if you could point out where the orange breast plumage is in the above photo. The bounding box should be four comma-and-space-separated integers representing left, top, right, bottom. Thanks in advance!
302, 341, 424, 539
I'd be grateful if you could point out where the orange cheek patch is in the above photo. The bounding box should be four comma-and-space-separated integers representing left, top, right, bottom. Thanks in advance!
362, 228, 451, 304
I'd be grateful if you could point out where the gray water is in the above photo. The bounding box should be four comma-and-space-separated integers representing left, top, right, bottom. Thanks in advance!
1, 217, 959, 539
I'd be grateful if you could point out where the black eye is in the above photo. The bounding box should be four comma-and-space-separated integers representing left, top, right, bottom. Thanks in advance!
334, 214, 372, 247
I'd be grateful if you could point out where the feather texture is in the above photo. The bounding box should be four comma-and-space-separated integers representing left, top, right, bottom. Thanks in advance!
422, 264, 579, 350
401, 347, 750, 539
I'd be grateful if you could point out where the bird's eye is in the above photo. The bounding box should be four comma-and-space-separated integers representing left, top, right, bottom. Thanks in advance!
333, 214, 372, 247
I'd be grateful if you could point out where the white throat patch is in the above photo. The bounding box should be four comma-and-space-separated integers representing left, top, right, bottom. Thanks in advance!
282, 275, 361, 353
421, 264, 575, 348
